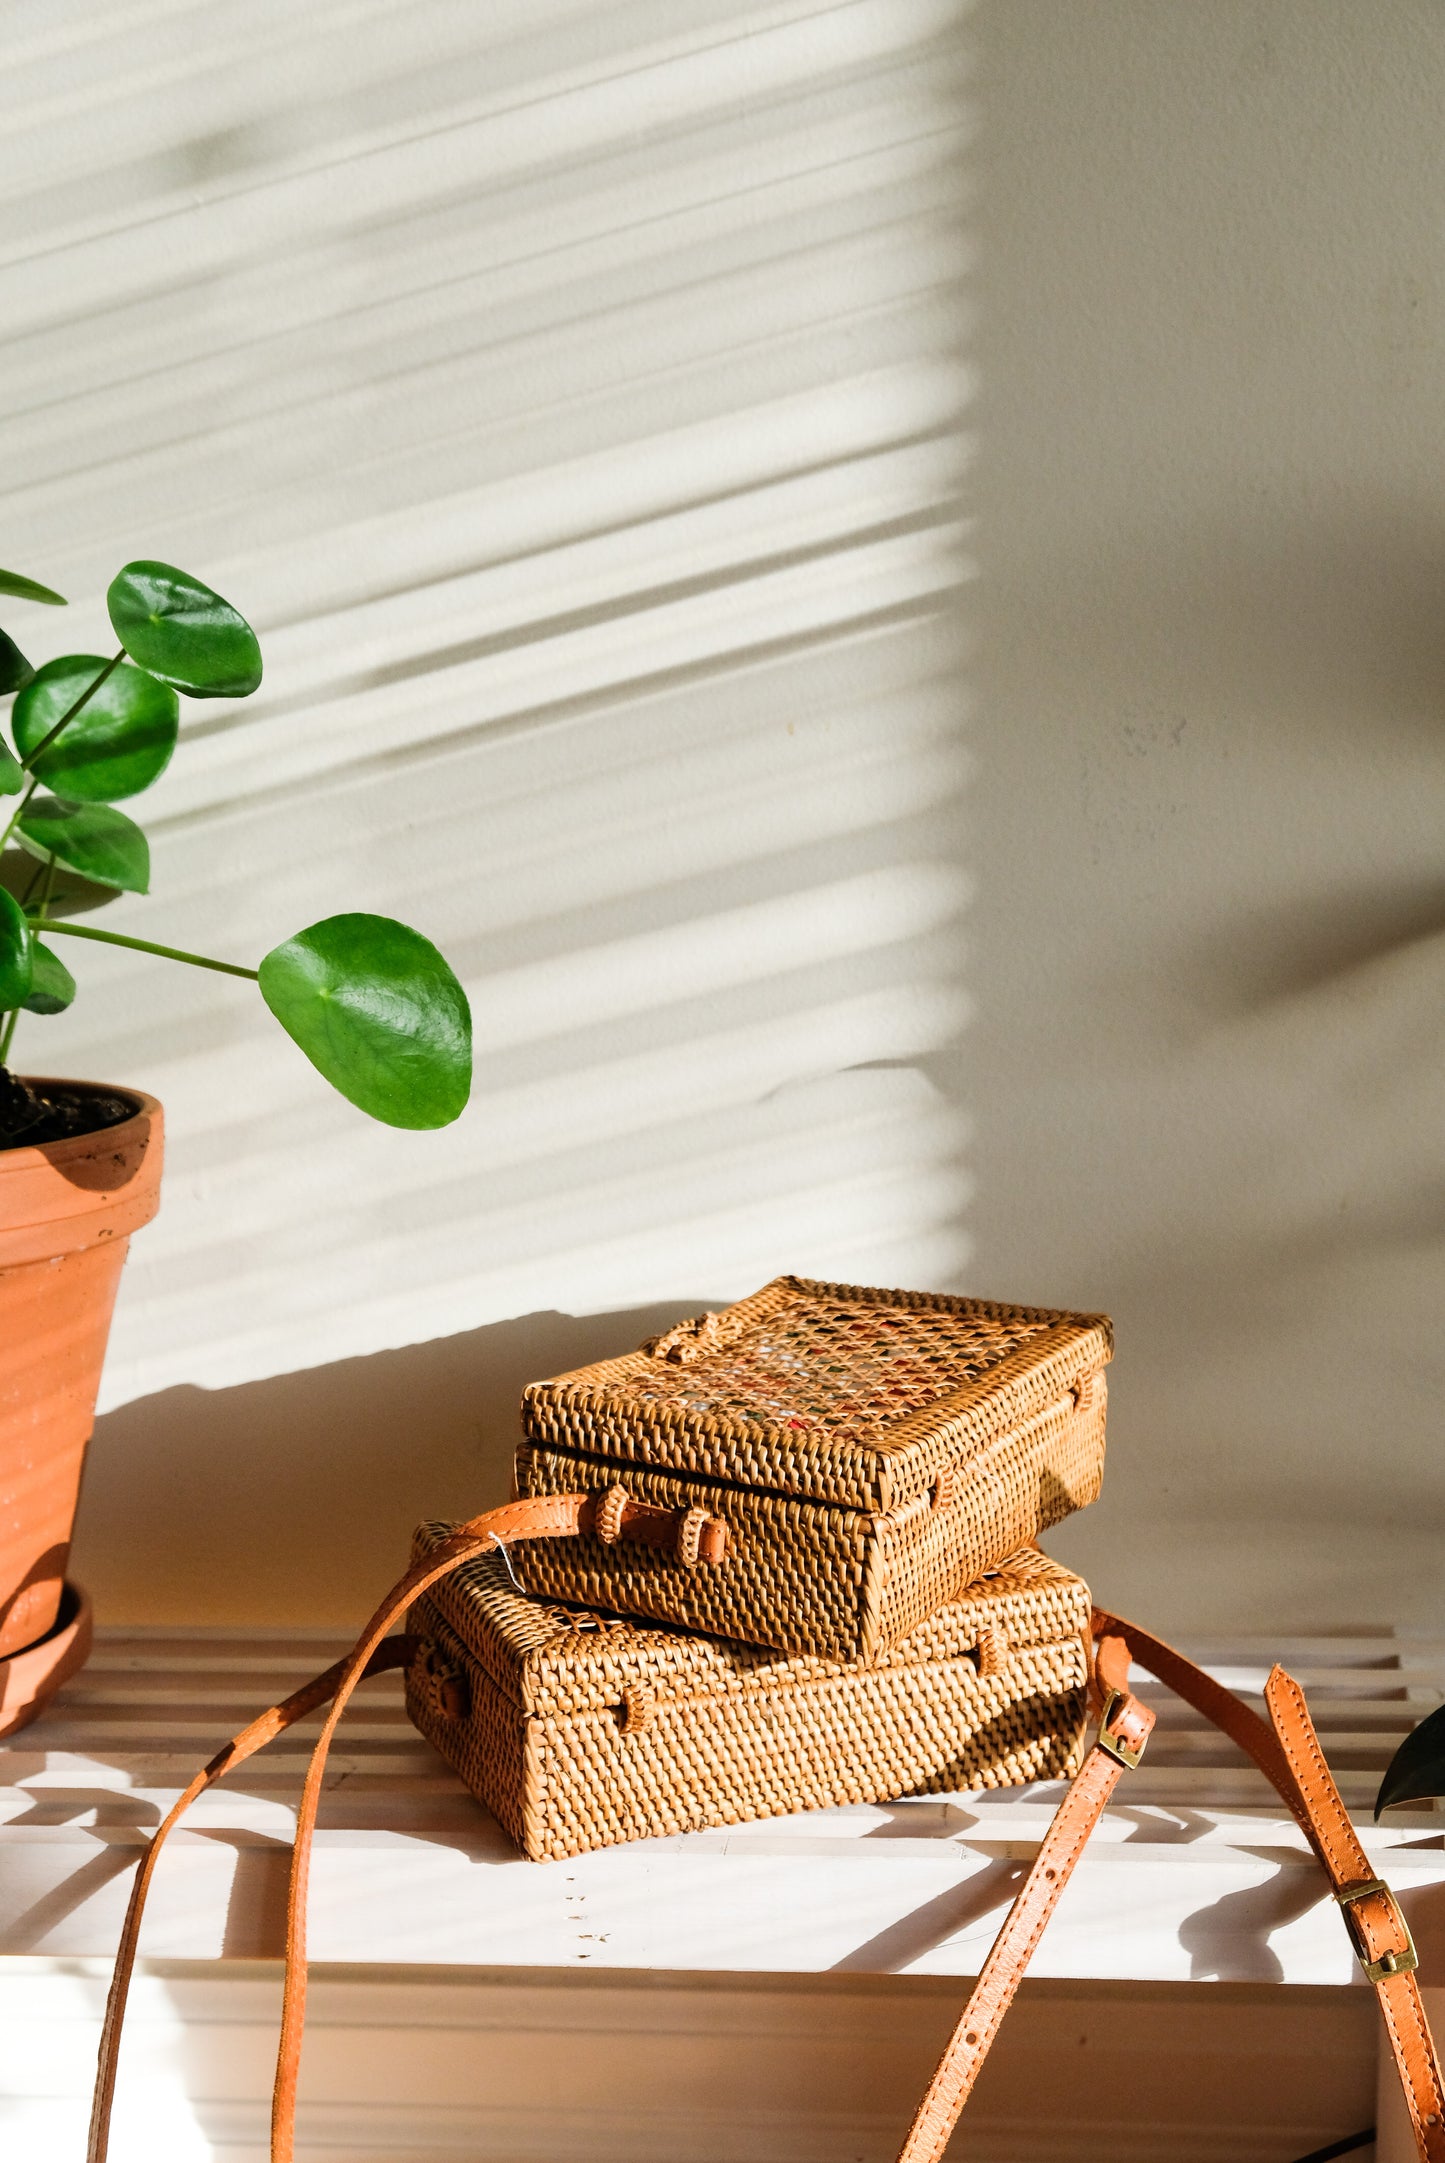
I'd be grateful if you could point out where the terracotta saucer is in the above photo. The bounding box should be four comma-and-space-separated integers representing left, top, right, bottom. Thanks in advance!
0, 1581, 92, 1738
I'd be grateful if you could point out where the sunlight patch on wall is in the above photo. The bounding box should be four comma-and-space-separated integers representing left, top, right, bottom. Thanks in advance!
0, 0, 973, 1403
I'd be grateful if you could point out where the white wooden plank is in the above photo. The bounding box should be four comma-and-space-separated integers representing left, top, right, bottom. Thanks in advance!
6, 1819, 1440, 1980
3, 1624, 1441, 1988
0, 1960, 1383, 2163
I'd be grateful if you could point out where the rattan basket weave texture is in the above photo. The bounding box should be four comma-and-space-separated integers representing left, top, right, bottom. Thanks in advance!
513, 1276, 1110, 1660
406, 1523, 1091, 1862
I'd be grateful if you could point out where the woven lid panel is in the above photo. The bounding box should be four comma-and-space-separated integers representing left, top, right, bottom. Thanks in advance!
409, 1520, 1091, 1718
522, 1275, 1112, 1507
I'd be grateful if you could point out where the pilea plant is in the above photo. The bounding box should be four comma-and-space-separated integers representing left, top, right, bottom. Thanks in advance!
0, 560, 470, 1142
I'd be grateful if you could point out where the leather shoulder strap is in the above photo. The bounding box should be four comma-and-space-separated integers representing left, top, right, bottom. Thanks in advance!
896, 1630, 1153, 2163
269, 1494, 595, 2160
1266, 1664, 1445, 2161
85, 1632, 418, 2163
896, 1610, 1445, 2163
87, 1493, 594, 2163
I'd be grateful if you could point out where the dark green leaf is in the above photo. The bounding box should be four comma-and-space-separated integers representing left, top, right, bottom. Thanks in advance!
17, 798, 149, 894
259, 913, 471, 1129
0, 740, 23, 795
13, 654, 179, 802
1376, 1701, 1445, 1817
107, 560, 261, 699
0, 631, 33, 696
0, 568, 66, 607
21, 938, 75, 1015
0, 888, 32, 1007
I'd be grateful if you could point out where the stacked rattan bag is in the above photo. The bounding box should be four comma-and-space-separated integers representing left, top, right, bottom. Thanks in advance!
407, 1273, 1113, 1857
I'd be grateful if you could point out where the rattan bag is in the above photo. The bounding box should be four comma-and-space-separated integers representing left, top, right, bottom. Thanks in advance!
513, 1274, 1110, 1659
404, 1523, 1091, 1860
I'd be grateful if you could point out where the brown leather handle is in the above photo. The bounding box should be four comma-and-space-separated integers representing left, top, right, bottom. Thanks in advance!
585, 1481, 729, 1566
895, 1609, 1445, 2163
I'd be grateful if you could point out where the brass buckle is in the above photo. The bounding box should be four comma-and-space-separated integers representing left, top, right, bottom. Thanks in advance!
1096, 1686, 1147, 1770
1335, 1878, 1418, 1983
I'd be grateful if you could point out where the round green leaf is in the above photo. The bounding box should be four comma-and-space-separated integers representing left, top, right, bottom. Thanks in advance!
0, 740, 23, 796
0, 889, 33, 1007
0, 631, 33, 696
1376, 1700, 1445, 1817
108, 560, 261, 699
259, 913, 471, 1129
17, 798, 149, 893
21, 938, 75, 1016
13, 654, 179, 802
0, 568, 66, 607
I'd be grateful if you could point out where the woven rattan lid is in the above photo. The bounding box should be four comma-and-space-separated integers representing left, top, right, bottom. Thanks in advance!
521, 1275, 1112, 1510
409, 1523, 1091, 1718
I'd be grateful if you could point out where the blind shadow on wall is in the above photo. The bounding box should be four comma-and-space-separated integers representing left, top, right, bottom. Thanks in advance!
0, 3, 973, 1615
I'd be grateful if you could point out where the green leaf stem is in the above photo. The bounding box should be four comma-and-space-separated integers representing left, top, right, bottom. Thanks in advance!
36, 916, 257, 979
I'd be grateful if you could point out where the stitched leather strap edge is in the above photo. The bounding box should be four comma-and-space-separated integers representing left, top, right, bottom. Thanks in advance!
1267, 1665, 1445, 2160
894, 1633, 1151, 2163
894, 1612, 1445, 2163
84, 1633, 418, 2163
86, 1493, 593, 2163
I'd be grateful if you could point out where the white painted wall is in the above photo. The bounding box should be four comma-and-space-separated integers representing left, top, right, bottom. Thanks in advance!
5, 1, 1439, 1633
965, 2, 1445, 1634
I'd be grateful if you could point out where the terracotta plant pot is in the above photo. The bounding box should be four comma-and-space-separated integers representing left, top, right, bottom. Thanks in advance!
0, 1582, 93, 1740
0, 1081, 162, 1700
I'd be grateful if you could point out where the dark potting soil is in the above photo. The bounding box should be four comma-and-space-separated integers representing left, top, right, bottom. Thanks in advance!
0, 1070, 137, 1150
